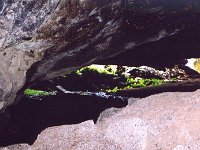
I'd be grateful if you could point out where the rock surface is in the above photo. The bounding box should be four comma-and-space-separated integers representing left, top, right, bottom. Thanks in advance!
2, 89, 200, 150
1, 0, 200, 111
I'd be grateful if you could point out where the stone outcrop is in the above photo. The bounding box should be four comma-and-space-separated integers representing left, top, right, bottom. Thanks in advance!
2, 89, 200, 150
0, 0, 61, 110
1, 0, 200, 110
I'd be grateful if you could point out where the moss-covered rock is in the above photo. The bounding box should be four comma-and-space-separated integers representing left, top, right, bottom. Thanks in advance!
24, 89, 56, 97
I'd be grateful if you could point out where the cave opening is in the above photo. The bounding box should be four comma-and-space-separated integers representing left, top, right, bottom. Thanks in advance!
2, 0, 200, 148
1, 58, 200, 147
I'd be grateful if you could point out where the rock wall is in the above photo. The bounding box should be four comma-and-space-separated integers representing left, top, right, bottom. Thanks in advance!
1, 0, 200, 110
0, 0, 61, 110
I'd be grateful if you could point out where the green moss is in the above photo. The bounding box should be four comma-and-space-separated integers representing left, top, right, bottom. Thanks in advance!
125, 76, 164, 88
106, 87, 119, 93
106, 76, 165, 93
62, 65, 166, 94
24, 89, 56, 97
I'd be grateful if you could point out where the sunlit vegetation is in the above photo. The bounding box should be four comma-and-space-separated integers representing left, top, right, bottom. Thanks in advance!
106, 76, 164, 93
75, 64, 165, 93
24, 89, 56, 97
24, 65, 169, 96
125, 77, 164, 88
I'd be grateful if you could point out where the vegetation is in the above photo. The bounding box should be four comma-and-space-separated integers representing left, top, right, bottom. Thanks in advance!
125, 77, 164, 88
106, 76, 164, 93
75, 65, 165, 93
24, 65, 168, 96
24, 89, 56, 97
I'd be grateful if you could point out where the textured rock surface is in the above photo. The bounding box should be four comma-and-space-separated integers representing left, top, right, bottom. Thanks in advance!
1, 0, 200, 110
0, 0, 61, 110
2, 89, 200, 150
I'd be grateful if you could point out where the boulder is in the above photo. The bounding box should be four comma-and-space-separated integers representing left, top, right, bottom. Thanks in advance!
2, 89, 200, 149
1, 0, 200, 110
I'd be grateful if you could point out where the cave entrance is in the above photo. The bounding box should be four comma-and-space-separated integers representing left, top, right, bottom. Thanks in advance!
24, 59, 200, 98
1, 59, 200, 147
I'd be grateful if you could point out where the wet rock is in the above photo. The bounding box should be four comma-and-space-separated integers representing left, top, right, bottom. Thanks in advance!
1, 0, 200, 111
2, 89, 200, 149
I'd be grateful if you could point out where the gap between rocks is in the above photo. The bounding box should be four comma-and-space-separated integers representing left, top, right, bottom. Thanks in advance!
1, 60, 200, 147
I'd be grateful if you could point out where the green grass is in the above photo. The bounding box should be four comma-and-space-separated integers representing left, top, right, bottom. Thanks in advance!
24, 89, 56, 97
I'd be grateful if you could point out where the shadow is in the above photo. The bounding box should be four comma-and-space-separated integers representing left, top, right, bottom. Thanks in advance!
0, 93, 128, 147
101, 26, 200, 69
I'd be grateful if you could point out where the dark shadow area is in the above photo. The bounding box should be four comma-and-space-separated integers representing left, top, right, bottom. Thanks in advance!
0, 93, 128, 147
101, 27, 200, 69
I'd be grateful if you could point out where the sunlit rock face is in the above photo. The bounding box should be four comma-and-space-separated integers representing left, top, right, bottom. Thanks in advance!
1, 0, 200, 110
186, 58, 200, 73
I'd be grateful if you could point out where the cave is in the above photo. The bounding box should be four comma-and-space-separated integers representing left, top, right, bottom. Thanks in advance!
1, 0, 200, 149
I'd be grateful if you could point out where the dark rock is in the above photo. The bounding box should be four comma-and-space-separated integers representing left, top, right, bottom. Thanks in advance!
1, 0, 200, 111
127, 65, 198, 80
101, 26, 200, 68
